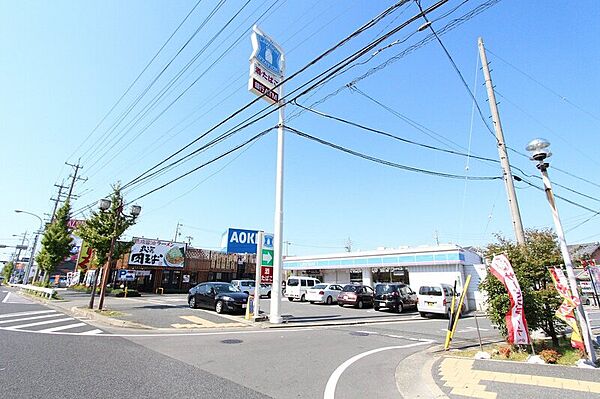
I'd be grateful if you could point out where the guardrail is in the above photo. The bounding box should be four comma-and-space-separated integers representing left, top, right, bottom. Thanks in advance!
10, 283, 56, 299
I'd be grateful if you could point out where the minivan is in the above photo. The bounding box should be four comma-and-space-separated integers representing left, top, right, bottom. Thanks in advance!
286, 276, 320, 302
417, 283, 465, 318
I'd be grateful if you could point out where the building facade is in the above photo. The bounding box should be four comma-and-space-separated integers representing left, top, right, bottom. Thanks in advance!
283, 244, 487, 311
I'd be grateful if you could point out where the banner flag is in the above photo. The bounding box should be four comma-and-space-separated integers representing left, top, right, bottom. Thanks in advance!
489, 254, 530, 345
549, 267, 584, 351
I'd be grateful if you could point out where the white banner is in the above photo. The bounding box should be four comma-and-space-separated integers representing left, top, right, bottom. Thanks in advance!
489, 254, 530, 345
129, 238, 186, 268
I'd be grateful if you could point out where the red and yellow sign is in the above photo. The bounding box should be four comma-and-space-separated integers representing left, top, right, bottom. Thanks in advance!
549, 267, 584, 351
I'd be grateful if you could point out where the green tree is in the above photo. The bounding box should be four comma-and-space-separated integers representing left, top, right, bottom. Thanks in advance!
36, 201, 74, 284
75, 185, 136, 270
480, 228, 564, 346
2, 261, 15, 282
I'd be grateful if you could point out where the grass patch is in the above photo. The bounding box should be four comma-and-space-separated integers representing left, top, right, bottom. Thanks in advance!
448, 337, 585, 365
95, 309, 125, 318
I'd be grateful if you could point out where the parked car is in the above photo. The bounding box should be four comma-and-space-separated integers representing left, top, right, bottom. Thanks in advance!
259, 283, 272, 298
286, 276, 320, 302
374, 283, 418, 313
417, 283, 465, 318
306, 283, 344, 304
188, 282, 248, 314
337, 284, 374, 309
230, 279, 256, 295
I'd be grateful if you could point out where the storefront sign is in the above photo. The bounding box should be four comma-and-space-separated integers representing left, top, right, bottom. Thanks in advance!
129, 238, 186, 268
248, 26, 283, 104
222, 228, 259, 254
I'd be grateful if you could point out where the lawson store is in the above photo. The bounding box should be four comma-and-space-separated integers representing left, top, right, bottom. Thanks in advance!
283, 244, 488, 311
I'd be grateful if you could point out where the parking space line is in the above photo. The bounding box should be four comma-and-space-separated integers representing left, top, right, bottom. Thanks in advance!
180, 315, 217, 327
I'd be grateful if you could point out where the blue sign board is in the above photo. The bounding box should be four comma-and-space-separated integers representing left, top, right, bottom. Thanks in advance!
224, 228, 259, 254
250, 27, 283, 76
117, 270, 136, 282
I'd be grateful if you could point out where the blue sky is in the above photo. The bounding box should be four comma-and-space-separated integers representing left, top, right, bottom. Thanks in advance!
1, 0, 599, 261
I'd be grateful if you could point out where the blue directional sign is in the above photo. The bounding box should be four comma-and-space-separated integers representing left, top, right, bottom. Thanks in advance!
263, 233, 274, 250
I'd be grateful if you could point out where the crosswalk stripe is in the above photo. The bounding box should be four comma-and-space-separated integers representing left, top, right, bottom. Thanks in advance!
80, 329, 103, 335
0, 310, 56, 319
0, 313, 62, 325
7, 317, 74, 329
39, 322, 87, 333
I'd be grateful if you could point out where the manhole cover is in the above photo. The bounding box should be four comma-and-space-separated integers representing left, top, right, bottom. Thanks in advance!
349, 331, 370, 337
221, 339, 243, 344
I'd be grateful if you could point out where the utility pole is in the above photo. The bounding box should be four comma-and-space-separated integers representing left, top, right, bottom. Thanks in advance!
65, 160, 86, 203
185, 235, 193, 245
478, 37, 526, 245
173, 222, 182, 242
11, 232, 28, 282
283, 241, 291, 257
50, 181, 68, 220
434, 230, 440, 246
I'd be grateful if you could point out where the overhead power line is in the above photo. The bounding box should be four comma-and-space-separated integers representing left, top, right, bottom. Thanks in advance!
120, 0, 428, 192
67, 0, 205, 164
284, 125, 502, 181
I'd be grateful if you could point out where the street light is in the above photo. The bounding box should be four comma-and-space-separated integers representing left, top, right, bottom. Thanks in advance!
526, 138, 597, 365
15, 210, 44, 285
89, 198, 141, 310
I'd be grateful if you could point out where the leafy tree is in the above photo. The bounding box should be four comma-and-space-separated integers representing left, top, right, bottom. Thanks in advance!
36, 201, 74, 283
480, 228, 564, 346
2, 261, 15, 282
75, 185, 136, 271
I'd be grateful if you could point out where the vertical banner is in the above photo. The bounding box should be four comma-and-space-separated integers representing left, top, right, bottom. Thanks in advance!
489, 254, 530, 345
549, 267, 584, 351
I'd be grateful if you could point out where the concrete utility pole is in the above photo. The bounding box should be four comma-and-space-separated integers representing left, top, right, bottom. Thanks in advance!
173, 222, 182, 242
478, 37, 526, 245
50, 181, 68, 220
65, 160, 86, 203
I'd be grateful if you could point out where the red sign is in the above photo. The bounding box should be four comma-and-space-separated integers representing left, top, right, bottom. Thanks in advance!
260, 266, 273, 284
251, 78, 279, 103
67, 219, 85, 229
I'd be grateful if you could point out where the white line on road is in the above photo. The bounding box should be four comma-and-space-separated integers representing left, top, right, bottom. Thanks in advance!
323, 341, 434, 399
0, 313, 61, 324
1, 292, 11, 303
0, 310, 56, 319
39, 322, 87, 333
80, 329, 103, 335
6, 317, 74, 329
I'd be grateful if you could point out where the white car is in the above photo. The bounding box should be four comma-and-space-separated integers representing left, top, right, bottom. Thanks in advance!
306, 284, 344, 305
259, 284, 272, 298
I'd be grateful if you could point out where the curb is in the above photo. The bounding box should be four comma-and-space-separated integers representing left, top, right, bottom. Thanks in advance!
395, 344, 448, 399
69, 306, 155, 330
258, 315, 429, 329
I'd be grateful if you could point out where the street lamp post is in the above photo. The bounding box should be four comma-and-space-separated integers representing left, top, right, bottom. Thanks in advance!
91, 198, 141, 311
15, 210, 44, 285
526, 138, 597, 365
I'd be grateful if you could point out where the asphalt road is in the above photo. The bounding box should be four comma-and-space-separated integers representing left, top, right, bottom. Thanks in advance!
0, 287, 503, 399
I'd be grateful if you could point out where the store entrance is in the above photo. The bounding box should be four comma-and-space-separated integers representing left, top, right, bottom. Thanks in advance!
374, 268, 410, 285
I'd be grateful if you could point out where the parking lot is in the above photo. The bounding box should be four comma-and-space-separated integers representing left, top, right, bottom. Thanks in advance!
57, 290, 428, 329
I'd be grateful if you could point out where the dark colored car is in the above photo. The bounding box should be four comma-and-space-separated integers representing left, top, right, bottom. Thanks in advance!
374, 283, 418, 313
188, 282, 249, 314
337, 284, 374, 309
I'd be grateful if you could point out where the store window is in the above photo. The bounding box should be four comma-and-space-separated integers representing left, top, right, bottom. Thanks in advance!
350, 271, 362, 283
162, 271, 171, 285
172, 271, 181, 286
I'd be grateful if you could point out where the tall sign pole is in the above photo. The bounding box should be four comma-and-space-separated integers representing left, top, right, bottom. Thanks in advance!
248, 26, 285, 324
478, 37, 526, 245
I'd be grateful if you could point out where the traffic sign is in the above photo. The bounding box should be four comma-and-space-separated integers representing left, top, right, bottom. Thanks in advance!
262, 249, 274, 266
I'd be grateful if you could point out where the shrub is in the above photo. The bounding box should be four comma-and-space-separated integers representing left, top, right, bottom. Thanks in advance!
112, 289, 141, 297
539, 349, 561, 364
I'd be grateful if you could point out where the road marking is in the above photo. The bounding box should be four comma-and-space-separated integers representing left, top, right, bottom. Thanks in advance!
1, 292, 11, 303
6, 317, 74, 329
39, 322, 87, 332
0, 313, 62, 324
440, 358, 600, 398
323, 341, 433, 399
180, 315, 218, 327
0, 310, 56, 319
80, 329, 103, 335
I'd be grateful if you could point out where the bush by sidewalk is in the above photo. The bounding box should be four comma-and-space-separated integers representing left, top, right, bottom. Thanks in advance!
450, 338, 586, 365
